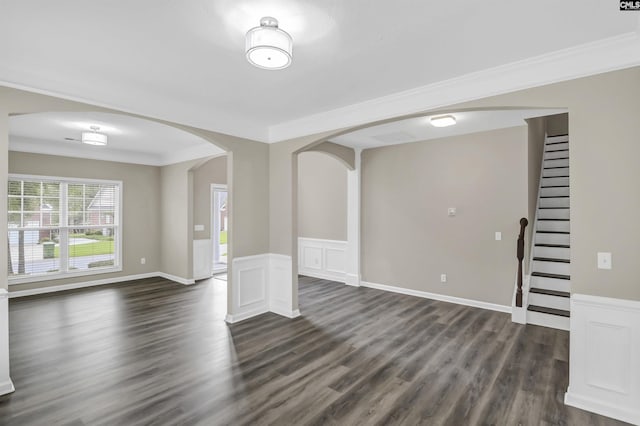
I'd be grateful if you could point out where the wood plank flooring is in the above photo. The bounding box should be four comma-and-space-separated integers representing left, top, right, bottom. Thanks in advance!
0, 275, 629, 425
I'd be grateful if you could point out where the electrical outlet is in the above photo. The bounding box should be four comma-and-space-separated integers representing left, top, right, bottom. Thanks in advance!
194, 224, 205, 232
495, 232, 502, 241
447, 208, 456, 217
597, 252, 611, 270
140, 257, 146, 265
440, 274, 447, 283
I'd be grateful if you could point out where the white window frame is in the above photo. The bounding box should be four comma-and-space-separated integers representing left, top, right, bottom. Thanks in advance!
8, 174, 123, 285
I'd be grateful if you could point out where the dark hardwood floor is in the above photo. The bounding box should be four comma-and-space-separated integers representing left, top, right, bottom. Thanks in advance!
0, 275, 628, 425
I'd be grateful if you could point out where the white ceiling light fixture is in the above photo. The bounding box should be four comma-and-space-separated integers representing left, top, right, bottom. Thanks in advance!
246, 17, 292, 70
430, 115, 457, 128
82, 126, 108, 146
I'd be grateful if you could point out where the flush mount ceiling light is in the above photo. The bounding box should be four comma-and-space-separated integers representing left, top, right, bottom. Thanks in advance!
246, 17, 292, 70
82, 126, 108, 146
430, 115, 457, 127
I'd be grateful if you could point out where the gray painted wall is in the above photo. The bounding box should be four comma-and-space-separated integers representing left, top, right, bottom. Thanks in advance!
361, 126, 528, 306
8, 151, 162, 292
297, 151, 348, 241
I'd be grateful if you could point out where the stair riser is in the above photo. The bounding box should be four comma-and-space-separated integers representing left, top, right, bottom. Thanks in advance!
534, 246, 570, 259
538, 208, 570, 220
547, 135, 569, 143
542, 176, 569, 187
540, 186, 569, 197
539, 197, 570, 208
544, 158, 569, 168
535, 233, 570, 245
544, 150, 569, 160
543, 168, 569, 178
528, 293, 570, 311
545, 141, 568, 151
537, 221, 570, 233
527, 310, 570, 331
532, 260, 570, 275
531, 276, 570, 292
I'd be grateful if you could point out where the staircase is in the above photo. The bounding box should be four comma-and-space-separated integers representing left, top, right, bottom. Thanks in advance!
527, 134, 570, 330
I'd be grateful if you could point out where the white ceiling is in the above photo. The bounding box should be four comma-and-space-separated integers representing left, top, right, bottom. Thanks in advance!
331, 109, 567, 149
1, 1, 639, 143
9, 112, 224, 166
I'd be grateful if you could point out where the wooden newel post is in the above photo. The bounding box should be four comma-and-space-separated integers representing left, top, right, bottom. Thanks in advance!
516, 218, 529, 308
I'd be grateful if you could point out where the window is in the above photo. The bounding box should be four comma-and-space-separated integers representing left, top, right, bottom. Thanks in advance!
8, 175, 122, 283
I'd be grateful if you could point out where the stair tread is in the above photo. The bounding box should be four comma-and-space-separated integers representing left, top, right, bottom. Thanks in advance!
544, 156, 569, 160
535, 243, 570, 248
544, 166, 569, 169
533, 257, 570, 263
538, 207, 569, 209
529, 287, 570, 298
527, 304, 570, 317
532, 271, 571, 280
542, 175, 570, 178
536, 231, 570, 234
540, 195, 569, 198
545, 148, 569, 153
541, 185, 569, 188
538, 218, 570, 221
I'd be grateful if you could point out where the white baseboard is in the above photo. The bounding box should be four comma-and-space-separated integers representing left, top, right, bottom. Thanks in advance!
565, 389, 638, 425
271, 308, 301, 319
360, 281, 512, 314
8, 272, 160, 298
564, 294, 640, 425
8, 271, 196, 298
299, 270, 346, 283
157, 272, 195, 286
344, 273, 360, 287
225, 306, 269, 324
0, 379, 15, 396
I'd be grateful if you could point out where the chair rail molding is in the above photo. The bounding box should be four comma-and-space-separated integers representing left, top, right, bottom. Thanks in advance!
565, 294, 640, 425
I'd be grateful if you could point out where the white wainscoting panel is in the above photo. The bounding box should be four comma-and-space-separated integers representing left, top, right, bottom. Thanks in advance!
565, 294, 640, 425
193, 239, 212, 280
227, 254, 269, 323
0, 289, 14, 396
298, 238, 347, 283
227, 254, 299, 323
269, 254, 299, 318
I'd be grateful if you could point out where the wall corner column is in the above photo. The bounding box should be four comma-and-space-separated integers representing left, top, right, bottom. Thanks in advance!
346, 148, 362, 286
0, 289, 14, 396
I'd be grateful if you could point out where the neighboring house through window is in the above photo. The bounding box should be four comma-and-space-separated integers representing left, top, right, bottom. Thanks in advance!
7, 175, 122, 283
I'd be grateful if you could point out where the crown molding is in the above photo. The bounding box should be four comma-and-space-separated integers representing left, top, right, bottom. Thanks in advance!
268, 31, 640, 142
3, 31, 640, 145
0, 79, 271, 143
9, 135, 223, 167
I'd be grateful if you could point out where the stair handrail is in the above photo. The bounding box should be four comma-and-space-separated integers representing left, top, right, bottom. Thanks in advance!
516, 217, 529, 308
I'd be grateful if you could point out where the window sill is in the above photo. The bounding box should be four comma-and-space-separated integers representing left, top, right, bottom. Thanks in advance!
8, 266, 123, 285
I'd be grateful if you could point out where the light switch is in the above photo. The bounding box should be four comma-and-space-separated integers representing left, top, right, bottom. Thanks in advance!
597, 252, 612, 270
440, 274, 447, 283
447, 207, 456, 217
194, 224, 205, 232
495, 232, 502, 241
